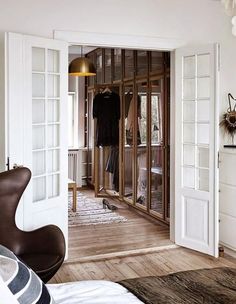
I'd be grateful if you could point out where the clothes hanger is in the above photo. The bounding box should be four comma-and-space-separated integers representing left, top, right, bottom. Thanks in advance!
102, 86, 112, 94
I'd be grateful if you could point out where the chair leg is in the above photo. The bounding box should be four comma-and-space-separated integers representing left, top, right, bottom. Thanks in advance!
72, 184, 77, 212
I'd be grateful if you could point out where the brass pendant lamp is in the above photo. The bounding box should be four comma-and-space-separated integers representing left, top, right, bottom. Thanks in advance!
69, 46, 96, 76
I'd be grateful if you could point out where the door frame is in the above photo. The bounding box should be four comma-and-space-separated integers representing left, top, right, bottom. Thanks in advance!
54, 30, 187, 243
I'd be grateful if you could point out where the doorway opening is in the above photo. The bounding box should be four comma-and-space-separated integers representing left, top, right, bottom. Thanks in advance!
67, 45, 173, 261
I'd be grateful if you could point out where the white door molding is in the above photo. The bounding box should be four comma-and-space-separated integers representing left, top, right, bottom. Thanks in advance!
54, 30, 186, 51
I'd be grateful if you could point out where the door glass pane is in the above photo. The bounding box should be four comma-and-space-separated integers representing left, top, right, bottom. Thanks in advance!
137, 50, 148, 76
150, 80, 163, 214
47, 125, 60, 148
114, 48, 122, 81
197, 99, 210, 122
32, 99, 45, 124
183, 167, 195, 188
151, 51, 163, 73
124, 50, 134, 79
183, 101, 195, 122
183, 79, 195, 100
33, 177, 46, 202
32, 126, 45, 150
183, 123, 195, 143
32, 74, 45, 97
183, 55, 195, 78
47, 149, 59, 173
197, 123, 209, 145
48, 75, 60, 98
48, 174, 60, 198
33, 151, 45, 176
197, 54, 210, 77
137, 82, 147, 208
96, 49, 103, 84
48, 49, 59, 73
48, 100, 60, 122
87, 53, 95, 87
183, 145, 195, 166
104, 48, 112, 83
32, 47, 45, 72
198, 147, 209, 168
151, 80, 162, 144
124, 85, 134, 201
198, 169, 209, 191
197, 77, 210, 99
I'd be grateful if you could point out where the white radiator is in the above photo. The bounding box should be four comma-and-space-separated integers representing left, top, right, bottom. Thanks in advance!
68, 150, 82, 187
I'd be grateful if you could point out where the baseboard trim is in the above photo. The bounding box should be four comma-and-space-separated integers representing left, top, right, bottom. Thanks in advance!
65, 244, 178, 264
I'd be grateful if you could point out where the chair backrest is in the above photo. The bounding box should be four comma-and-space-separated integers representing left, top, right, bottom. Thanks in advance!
0, 168, 31, 249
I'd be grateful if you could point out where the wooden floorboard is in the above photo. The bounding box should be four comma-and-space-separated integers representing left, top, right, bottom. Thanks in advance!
50, 247, 236, 283
67, 189, 171, 261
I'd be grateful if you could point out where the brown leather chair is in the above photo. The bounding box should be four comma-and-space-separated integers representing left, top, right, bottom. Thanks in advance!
0, 167, 65, 283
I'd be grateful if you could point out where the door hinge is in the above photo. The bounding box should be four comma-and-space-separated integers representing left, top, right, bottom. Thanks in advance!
6, 157, 10, 171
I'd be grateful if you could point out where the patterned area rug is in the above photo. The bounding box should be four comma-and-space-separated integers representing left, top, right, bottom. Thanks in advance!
68, 192, 127, 227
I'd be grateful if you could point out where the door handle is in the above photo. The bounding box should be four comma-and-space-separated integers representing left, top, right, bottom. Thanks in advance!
13, 163, 24, 169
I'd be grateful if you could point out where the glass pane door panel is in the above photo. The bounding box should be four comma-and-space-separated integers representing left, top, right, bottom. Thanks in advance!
137, 51, 148, 76
32, 99, 45, 124
114, 48, 122, 81
183, 56, 195, 78
104, 48, 112, 83
197, 54, 210, 76
150, 79, 163, 215
47, 100, 60, 122
124, 85, 134, 201
183, 79, 195, 100
96, 49, 103, 84
183, 101, 195, 122
47, 149, 59, 173
48, 50, 59, 73
197, 123, 209, 145
124, 50, 134, 79
183, 123, 195, 143
48, 174, 60, 198
198, 169, 209, 191
87, 53, 95, 87
33, 151, 45, 176
198, 147, 209, 168
136, 82, 148, 208
197, 99, 210, 122
33, 126, 45, 150
32, 47, 45, 72
48, 75, 60, 98
151, 51, 163, 73
32, 74, 45, 97
33, 177, 46, 202
47, 125, 60, 148
150, 146, 163, 214
183, 166, 195, 188
183, 145, 195, 166
197, 77, 210, 99
151, 80, 162, 144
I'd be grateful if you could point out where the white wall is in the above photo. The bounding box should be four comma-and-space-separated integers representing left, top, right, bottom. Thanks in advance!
0, 0, 236, 247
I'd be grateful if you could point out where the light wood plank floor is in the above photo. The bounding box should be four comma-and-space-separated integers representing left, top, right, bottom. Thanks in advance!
68, 190, 171, 262
50, 247, 236, 283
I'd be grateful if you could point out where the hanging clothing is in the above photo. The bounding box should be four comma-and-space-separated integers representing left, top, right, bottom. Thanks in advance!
125, 94, 142, 145
93, 91, 120, 147
106, 146, 119, 192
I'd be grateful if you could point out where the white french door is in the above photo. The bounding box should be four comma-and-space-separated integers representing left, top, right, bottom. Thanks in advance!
6, 32, 68, 243
175, 45, 219, 257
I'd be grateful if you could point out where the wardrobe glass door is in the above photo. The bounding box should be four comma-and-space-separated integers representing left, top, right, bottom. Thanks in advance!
136, 81, 148, 209
150, 79, 164, 217
123, 85, 134, 202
